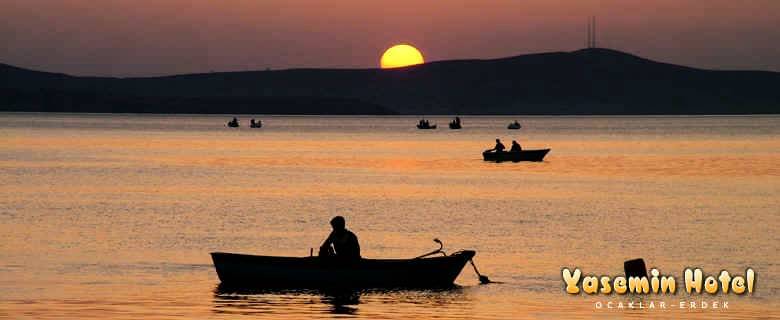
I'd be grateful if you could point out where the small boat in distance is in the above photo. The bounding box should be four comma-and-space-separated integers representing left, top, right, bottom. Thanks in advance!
227, 117, 239, 128
507, 120, 521, 129
483, 149, 550, 162
417, 119, 437, 129
210, 250, 475, 289
250, 119, 263, 128
449, 117, 462, 129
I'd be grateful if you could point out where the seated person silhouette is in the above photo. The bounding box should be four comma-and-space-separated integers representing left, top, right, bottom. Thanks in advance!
319, 216, 361, 259
485, 139, 506, 153
510, 140, 522, 152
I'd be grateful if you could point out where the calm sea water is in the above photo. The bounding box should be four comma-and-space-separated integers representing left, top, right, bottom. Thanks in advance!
1, 113, 778, 319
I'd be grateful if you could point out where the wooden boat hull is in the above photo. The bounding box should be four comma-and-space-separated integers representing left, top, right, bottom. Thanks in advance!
211, 250, 475, 289
449, 123, 462, 129
483, 149, 550, 162
507, 124, 521, 129
417, 125, 437, 129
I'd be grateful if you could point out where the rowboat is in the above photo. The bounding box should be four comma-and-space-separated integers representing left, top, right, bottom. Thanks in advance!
417, 124, 437, 129
482, 149, 550, 162
211, 250, 475, 289
449, 117, 462, 129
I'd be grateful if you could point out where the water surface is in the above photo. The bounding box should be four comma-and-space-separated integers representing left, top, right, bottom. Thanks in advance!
1, 114, 778, 319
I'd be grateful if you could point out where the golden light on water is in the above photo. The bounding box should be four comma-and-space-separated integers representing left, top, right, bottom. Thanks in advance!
1, 114, 779, 319
380, 44, 425, 69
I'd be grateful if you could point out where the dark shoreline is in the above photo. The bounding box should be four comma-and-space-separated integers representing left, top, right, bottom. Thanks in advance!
3, 48, 779, 115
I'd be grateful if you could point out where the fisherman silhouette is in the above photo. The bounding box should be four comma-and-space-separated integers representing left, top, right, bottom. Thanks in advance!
510, 140, 522, 152
320, 216, 361, 259
485, 139, 506, 153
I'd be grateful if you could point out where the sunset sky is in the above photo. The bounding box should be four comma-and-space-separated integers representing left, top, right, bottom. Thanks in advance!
2, 0, 779, 76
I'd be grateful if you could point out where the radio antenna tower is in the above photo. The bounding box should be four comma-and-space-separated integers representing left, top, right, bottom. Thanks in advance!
586, 16, 597, 48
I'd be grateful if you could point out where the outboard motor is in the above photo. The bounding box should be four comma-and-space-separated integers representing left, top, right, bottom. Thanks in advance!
624, 258, 648, 279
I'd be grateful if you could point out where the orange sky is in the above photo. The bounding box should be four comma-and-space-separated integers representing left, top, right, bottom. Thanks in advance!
2, 0, 779, 76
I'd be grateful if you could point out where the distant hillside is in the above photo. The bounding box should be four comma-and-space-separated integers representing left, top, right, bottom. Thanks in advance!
2, 48, 779, 115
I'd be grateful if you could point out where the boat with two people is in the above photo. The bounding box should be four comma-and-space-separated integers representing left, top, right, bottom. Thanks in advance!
449, 117, 462, 129
417, 119, 437, 129
227, 117, 240, 128
482, 138, 549, 162
507, 120, 521, 129
250, 119, 263, 128
211, 216, 491, 289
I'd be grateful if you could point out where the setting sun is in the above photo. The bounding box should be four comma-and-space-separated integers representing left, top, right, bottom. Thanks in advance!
380, 44, 425, 69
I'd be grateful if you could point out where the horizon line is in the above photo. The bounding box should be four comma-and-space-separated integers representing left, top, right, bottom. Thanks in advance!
4, 47, 779, 79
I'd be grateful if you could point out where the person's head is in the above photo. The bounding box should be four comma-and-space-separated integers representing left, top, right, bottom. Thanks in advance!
330, 216, 346, 231
496, 138, 501, 143
512, 140, 518, 144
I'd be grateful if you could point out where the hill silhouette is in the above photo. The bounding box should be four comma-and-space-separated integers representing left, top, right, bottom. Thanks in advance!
2, 48, 779, 115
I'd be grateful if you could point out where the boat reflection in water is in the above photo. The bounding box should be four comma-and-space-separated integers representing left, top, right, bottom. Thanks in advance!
212, 284, 470, 317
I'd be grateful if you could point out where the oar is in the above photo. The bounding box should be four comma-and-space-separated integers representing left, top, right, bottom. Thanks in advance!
417, 239, 500, 284
469, 258, 501, 284
415, 238, 445, 259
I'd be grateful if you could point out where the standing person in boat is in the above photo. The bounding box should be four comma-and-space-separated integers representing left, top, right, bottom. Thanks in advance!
320, 216, 361, 259
510, 140, 522, 152
485, 139, 506, 153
